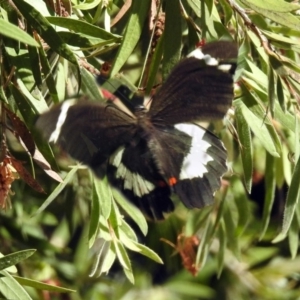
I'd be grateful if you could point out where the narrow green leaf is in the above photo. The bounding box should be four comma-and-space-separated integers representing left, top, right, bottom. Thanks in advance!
73, 0, 101, 9
166, 281, 215, 298
274, 102, 295, 132
89, 178, 102, 246
32, 166, 79, 217
113, 239, 131, 271
260, 153, 277, 240
55, 59, 67, 101
217, 221, 226, 278
162, 0, 182, 79
223, 202, 239, 257
113, 189, 148, 236
58, 31, 116, 48
241, 0, 299, 12
13, 276, 76, 293
288, 215, 299, 259
0, 18, 39, 47
46, 17, 121, 40
93, 246, 116, 277
186, 0, 201, 17
0, 271, 31, 300
145, 32, 164, 94
89, 238, 114, 277
268, 63, 276, 117
93, 177, 112, 220
231, 177, 251, 234
119, 220, 138, 242
235, 108, 253, 192
120, 234, 163, 264
273, 155, 300, 243
235, 98, 280, 157
0, 253, 16, 273
16, 78, 49, 113
37, 41, 59, 104
81, 67, 103, 101
261, 29, 300, 46
219, 0, 233, 25
10, 84, 36, 126
0, 250, 35, 271
276, 76, 286, 112
27, 44, 43, 88
110, 0, 150, 76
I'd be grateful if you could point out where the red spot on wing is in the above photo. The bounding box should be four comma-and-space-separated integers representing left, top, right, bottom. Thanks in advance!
168, 177, 177, 186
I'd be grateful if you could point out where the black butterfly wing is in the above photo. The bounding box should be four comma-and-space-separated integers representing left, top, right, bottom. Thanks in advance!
148, 41, 237, 125
107, 141, 174, 220
36, 98, 137, 174
146, 123, 227, 209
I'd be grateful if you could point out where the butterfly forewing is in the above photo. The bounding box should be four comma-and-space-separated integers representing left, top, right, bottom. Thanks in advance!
36, 98, 137, 173
148, 41, 237, 125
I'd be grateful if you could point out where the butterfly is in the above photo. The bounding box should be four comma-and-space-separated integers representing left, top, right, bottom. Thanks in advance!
36, 41, 238, 220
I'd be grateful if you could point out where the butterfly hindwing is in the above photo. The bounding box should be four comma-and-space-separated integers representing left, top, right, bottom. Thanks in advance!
172, 124, 227, 208
107, 142, 174, 219
146, 123, 227, 209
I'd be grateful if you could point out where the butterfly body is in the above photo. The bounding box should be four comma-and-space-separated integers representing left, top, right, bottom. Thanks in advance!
36, 41, 238, 219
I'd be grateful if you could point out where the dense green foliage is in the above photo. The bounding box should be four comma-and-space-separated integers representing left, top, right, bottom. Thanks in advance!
1, 0, 300, 299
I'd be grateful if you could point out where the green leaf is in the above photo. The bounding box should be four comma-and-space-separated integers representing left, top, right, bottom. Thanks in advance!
73, 0, 101, 9
217, 221, 226, 278
273, 154, 300, 243
113, 239, 133, 281
112, 189, 148, 236
288, 215, 299, 259
260, 154, 277, 240
89, 178, 102, 247
276, 76, 286, 112
241, 0, 300, 12
93, 177, 112, 220
186, 0, 201, 17
110, 0, 150, 76
0, 250, 36, 271
0, 271, 31, 300
234, 97, 281, 157
81, 67, 103, 101
235, 108, 253, 192
261, 29, 300, 46
166, 281, 215, 298
13, 276, 76, 293
46, 17, 121, 40
223, 201, 239, 257
145, 31, 164, 94
32, 166, 79, 217
89, 239, 115, 277
0, 18, 39, 47
37, 39, 59, 104
162, 0, 182, 80
120, 234, 163, 264
268, 63, 276, 117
